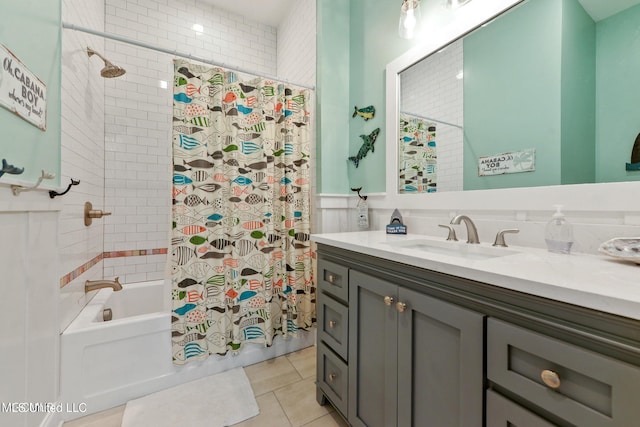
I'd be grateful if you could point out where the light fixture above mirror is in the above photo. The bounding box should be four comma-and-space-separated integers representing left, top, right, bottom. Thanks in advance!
399, 0, 422, 39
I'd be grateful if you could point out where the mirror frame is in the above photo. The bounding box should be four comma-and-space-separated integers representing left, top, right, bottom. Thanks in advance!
381, 0, 640, 214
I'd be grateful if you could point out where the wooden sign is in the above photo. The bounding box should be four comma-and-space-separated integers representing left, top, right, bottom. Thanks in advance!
478, 148, 535, 176
0, 44, 47, 131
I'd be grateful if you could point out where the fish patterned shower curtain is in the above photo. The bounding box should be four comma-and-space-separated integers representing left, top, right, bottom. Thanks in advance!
171, 59, 314, 365
399, 112, 437, 193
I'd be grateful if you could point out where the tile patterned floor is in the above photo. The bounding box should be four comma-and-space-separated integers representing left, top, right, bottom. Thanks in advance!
63, 346, 348, 427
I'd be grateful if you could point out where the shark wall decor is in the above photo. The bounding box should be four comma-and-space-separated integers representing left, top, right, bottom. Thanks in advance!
348, 128, 380, 168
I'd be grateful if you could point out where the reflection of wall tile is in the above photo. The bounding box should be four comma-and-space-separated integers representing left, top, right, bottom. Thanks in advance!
401, 39, 464, 192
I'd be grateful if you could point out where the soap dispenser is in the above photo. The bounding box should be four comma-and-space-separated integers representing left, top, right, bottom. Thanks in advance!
545, 205, 574, 254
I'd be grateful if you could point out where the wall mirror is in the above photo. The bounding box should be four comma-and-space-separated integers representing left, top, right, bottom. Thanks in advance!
391, 0, 640, 195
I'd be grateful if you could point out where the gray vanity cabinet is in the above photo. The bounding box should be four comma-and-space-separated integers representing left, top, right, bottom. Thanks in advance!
315, 243, 640, 427
348, 270, 484, 427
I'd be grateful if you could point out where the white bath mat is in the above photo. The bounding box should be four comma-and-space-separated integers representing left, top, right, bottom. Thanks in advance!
121, 367, 259, 427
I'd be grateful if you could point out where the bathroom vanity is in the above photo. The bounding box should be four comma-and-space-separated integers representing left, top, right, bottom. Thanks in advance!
313, 231, 640, 427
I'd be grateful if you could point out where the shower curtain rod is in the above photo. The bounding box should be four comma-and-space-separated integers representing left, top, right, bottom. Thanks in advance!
400, 110, 464, 130
62, 22, 316, 90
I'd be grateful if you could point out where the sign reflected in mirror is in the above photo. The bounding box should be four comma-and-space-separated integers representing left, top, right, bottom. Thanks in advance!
396, 0, 640, 193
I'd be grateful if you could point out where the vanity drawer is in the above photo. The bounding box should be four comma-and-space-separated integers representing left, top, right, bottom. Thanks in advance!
487, 318, 640, 427
486, 390, 556, 427
317, 292, 348, 360
317, 259, 348, 302
317, 341, 348, 417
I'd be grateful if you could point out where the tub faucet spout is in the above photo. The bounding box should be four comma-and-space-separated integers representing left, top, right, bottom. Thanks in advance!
450, 215, 480, 244
85, 277, 123, 292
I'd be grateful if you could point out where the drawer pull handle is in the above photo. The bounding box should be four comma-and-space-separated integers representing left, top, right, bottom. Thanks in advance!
327, 274, 336, 283
328, 320, 337, 328
328, 373, 337, 382
396, 302, 407, 313
541, 369, 561, 389
384, 296, 394, 306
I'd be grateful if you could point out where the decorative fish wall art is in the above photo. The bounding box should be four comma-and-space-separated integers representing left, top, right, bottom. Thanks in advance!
352, 105, 375, 121
349, 128, 380, 168
0, 158, 25, 178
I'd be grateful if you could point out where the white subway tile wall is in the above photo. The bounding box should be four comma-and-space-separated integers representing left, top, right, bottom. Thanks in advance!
276, 0, 317, 233
59, 0, 107, 331
400, 39, 463, 192
101, 0, 316, 282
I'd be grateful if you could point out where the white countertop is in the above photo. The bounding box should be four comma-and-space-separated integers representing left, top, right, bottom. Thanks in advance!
312, 231, 640, 321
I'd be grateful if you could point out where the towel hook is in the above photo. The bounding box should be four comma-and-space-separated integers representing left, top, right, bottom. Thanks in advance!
49, 178, 80, 198
11, 170, 55, 196
351, 187, 368, 201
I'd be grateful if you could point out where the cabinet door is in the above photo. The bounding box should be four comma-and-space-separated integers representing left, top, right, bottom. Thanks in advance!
348, 270, 398, 427
397, 287, 484, 427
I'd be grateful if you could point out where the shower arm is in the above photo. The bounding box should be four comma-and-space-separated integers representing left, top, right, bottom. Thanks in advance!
87, 47, 110, 65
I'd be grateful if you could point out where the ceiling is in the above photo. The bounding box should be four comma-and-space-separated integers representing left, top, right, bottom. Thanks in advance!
577, 0, 640, 21
199, 0, 296, 27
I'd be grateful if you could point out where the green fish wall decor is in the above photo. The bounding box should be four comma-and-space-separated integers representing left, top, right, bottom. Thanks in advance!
352, 105, 375, 121
349, 128, 380, 168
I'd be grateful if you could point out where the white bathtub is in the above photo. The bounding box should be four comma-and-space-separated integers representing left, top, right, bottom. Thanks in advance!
60, 279, 315, 421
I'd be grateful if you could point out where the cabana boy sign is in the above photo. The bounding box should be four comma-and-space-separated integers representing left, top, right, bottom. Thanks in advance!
0, 44, 47, 131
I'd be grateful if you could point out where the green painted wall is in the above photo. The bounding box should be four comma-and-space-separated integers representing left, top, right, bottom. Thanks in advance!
463, 0, 563, 190
0, 0, 61, 186
595, 4, 640, 183
463, 0, 596, 190
316, 0, 351, 194
317, 0, 636, 194
347, 0, 419, 192
317, 0, 420, 194
560, 0, 595, 185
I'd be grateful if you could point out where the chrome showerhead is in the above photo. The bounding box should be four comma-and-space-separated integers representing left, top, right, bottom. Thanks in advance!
87, 47, 126, 78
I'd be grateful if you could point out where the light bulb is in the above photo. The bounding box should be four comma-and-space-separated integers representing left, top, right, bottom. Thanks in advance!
399, 0, 421, 40
404, 9, 416, 31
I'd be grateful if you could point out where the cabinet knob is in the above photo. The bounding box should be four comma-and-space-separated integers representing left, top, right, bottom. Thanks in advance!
396, 302, 407, 313
328, 320, 337, 328
328, 373, 337, 382
541, 369, 561, 389
327, 274, 335, 283
384, 296, 394, 306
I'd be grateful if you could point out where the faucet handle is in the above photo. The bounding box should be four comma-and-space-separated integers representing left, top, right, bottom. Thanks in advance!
493, 229, 519, 247
438, 224, 458, 241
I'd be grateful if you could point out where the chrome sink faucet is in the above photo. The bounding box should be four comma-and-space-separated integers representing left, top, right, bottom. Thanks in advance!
85, 277, 123, 293
450, 215, 480, 244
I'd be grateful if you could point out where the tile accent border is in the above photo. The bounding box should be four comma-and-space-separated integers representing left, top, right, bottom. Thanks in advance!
59, 253, 103, 288
104, 248, 168, 258
60, 248, 168, 288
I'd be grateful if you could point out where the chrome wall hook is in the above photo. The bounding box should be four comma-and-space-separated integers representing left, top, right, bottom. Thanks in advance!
50, 178, 80, 198
11, 170, 55, 196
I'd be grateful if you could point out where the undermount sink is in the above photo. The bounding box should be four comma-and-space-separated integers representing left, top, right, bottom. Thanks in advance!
381, 238, 519, 260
